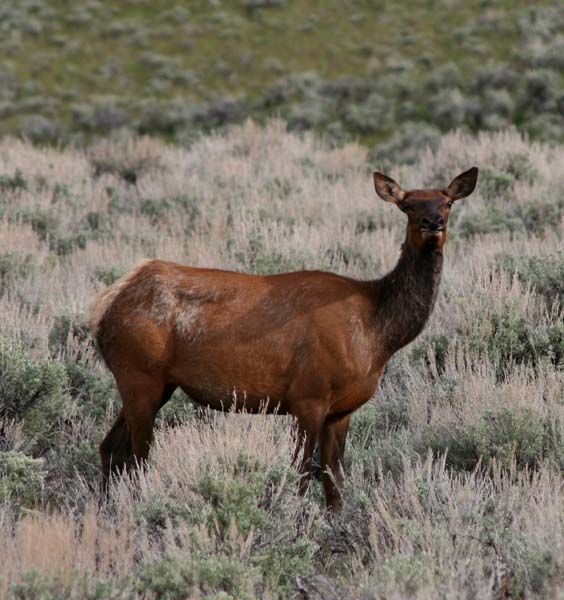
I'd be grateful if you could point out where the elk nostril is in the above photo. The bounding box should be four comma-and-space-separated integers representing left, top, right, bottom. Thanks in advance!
422, 217, 444, 231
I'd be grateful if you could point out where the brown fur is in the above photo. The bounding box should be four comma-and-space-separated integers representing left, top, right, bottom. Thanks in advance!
92, 167, 478, 510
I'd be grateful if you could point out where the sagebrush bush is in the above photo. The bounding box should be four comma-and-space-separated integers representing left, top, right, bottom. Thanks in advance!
420, 407, 561, 471
138, 553, 256, 600
498, 252, 564, 306
88, 136, 165, 184
0, 337, 71, 453
0, 169, 27, 192
371, 121, 441, 166
0, 451, 45, 507
10, 570, 130, 600
413, 312, 563, 375
0, 251, 35, 293
455, 199, 564, 237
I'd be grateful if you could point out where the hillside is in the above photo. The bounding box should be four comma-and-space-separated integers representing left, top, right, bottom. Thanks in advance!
0, 123, 562, 598
1, 0, 563, 152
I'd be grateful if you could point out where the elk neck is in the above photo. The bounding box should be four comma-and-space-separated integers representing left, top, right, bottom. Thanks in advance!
370, 234, 444, 357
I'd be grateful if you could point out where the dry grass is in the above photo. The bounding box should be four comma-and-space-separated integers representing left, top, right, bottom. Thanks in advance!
0, 121, 562, 598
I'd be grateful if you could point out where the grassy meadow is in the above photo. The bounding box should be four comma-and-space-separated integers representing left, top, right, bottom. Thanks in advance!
0, 122, 562, 598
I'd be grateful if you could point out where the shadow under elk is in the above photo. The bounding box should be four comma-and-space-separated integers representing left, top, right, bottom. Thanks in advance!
90, 167, 478, 510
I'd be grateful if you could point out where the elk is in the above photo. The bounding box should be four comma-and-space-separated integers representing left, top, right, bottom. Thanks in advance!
90, 167, 478, 510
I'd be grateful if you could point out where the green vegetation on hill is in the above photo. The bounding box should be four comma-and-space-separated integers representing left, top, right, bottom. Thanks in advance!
1, 0, 563, 152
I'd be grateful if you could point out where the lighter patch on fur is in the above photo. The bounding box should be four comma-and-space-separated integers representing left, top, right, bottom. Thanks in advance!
174, 303, 205, 339
88, 258, 155, 337
350, 315, 373, 376
91, 260, 209, 342
148, 275, 177, 324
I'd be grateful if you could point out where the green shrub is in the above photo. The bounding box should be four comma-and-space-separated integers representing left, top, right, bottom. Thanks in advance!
0, 337, 71, 452
136, 497, 192, 534
230, 233, 309, 275
421, 408, 560, 471
456, 196, 564, 238
72, 99, 128, 134
252, 535, 316, 593
94, 265, 123, 286
429, 88, 469, 129
348, 393, 410, 442
138, 554, 256, 600
63, 360, 115, 418
510, 544, 559, 597
514, 198, 564, 234
480, 313, 563, 371
478, 167, 516, 199
345, 92, 390, 133
413, 314, 563, 377
362, 554, 437, 598
137, 557, 188, 600
48, 313, 92, 357
10, 570, 130, 600
287, 98, 331, 131
472, 156, 537, 202
21, 210, 59, 242
0, 251, 35, 293
44, 431, 100, 502
156, 388, 197, 427
349, 428, 420, 479
411, 334, 451, 374
0, 169, 27, 192
456, 205, 523, 237
196, 460, 269, 536
20, 210, 88, 256
498, 252, 564, 306
478, 496, 561, 598
505, 152, 538, 184
0, 450, 45, 506
371, 122, 441, 166
140, 195, 201, 230
21, 115, 62, 144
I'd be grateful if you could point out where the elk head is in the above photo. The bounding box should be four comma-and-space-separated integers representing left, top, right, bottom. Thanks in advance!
373, 167, 479, 251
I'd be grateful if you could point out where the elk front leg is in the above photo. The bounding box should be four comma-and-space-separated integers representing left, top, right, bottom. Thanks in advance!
319, 413, 351, 511
292, 404, 326, 497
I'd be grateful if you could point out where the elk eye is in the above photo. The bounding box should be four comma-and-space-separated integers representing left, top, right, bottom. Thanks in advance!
447, 200, 454, 208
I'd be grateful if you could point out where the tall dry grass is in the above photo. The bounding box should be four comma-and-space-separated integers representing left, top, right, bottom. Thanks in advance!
0, 121, 562, 598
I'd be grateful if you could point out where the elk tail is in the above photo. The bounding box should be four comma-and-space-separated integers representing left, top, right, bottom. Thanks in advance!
88, 258, 154, 341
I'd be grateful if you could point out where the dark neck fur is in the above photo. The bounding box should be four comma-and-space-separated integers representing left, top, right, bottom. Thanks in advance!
372, 236, 443, 356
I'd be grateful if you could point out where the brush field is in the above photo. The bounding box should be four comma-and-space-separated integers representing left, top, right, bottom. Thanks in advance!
0, 121, 562, 598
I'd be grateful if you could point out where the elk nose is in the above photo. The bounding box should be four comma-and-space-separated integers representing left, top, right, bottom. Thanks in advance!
421, 216, 444, 231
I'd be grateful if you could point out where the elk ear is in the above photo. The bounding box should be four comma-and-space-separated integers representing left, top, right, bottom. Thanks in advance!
444, 167, 479, 201
373, 172, 406, 204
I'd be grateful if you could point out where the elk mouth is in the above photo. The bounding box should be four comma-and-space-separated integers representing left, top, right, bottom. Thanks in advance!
419, 227, 444, 234
419, 227, 445, 241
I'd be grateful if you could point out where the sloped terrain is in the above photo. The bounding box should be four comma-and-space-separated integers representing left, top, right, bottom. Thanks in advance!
1, 0, 563, 151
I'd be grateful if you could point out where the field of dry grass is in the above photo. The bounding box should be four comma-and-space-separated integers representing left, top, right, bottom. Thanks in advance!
0, 121, 562, 598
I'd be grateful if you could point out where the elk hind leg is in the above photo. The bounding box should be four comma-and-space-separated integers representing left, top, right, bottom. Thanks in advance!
118, 375, 170, 471
100, 409, 131, 492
